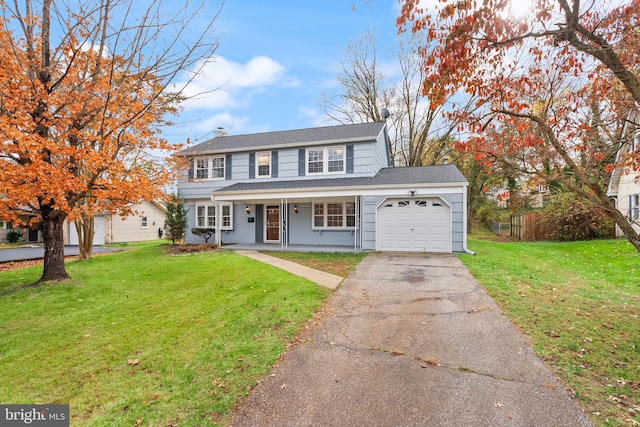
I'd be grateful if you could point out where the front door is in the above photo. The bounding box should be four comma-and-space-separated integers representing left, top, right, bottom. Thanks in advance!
265, 205, 280, 243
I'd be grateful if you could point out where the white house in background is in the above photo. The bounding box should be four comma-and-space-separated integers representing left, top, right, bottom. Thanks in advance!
4, 200, 166, 244
176, 121, 471, 253
608, 133, 640, 236
66, 200, 167, 245
0, 221, 10, 242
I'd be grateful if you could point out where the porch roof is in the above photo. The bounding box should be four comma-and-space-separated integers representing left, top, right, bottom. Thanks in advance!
213, 165, 467, 195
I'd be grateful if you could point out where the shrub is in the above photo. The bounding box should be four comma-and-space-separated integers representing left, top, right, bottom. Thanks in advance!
178, 243, 218, 253
190, 227, 216, 243
165, 193, 188, 245
541, 193, 614, 241
476, 202, 510, 226
6, 230, 22, 244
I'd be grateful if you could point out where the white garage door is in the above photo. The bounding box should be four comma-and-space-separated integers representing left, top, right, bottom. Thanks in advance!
377, 198, 451, 252
69, 216, 105, 245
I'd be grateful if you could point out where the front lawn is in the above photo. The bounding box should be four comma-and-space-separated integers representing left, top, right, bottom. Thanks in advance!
459, 238, 640, 426
0, 244, 332, 426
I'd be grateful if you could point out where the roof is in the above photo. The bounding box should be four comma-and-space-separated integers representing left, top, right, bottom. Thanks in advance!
179, 121, 387, 155
213, 165, 468, 194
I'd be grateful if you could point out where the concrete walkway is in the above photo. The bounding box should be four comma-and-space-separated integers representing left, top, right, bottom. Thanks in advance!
235, 250, 343, 290
230, 253, 593, 427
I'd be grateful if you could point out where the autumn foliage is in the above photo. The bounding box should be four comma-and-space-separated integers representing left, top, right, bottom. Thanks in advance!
0, 0, 219, 281
398, 0, 640, 251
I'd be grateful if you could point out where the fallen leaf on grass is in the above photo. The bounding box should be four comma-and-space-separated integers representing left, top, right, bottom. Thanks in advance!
281, 383, 287, 390
127, 359, 140, 366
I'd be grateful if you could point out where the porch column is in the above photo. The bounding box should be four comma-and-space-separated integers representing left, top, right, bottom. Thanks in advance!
281, 198, 288, 249
354, 195, 359, 251
215, 201, 221, 246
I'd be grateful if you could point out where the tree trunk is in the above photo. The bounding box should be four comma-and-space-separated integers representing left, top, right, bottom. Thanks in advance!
39, 213, 70, 282
75, 214, 94, 260
609, 209, 640, 253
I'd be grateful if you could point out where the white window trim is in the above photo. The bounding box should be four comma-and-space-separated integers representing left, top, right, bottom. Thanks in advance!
194, 155, 225, 180
141, 216, 148, 229
631, 193, 640, 221
312, 201, 356, 230
306, 146, 346, 176
256, 151, 271, 178
195, 202, 233, 230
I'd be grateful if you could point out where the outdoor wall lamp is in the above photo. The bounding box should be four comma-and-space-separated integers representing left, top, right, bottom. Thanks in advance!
245, 205, 251, 214
294, 205, 298, 213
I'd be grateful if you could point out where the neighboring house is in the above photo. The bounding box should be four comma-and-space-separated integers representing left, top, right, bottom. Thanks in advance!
177, 121, 471, 253
63, 200, 166, 245
4, 200, 166, 245
608, 133, 640, 236
0, 221, 9, 242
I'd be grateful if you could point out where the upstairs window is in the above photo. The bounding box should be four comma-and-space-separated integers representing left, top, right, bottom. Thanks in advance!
194, 156, 225, 180
306, 146, 345, 175
257, 151, 271, 178
141, 216, 148, 228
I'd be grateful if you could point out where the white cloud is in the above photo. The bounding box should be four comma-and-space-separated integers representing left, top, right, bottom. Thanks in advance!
190, 112, 251, 135
175, 55, 287, 111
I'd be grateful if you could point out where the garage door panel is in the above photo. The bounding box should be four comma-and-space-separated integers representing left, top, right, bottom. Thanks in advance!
377, 198, 451, 253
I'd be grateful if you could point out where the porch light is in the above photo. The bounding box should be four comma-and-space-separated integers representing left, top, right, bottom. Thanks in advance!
294, 205, 298, 213
245, 205, 251, 214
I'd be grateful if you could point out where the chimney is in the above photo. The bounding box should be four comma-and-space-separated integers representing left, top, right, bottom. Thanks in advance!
215, 127, 227, 138
443, 156, 449, 165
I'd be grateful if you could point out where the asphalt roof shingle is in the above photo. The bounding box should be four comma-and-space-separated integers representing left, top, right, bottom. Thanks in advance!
214, 165, 467, 193
179, 121, 387, 155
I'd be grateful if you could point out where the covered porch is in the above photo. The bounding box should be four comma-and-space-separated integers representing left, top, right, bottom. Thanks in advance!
219, 242, 359, 253
211, 190, 363, 251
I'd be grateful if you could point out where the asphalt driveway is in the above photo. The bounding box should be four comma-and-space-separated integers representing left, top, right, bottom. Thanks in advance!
0, 245, 118, 263
230, 253, 593, 427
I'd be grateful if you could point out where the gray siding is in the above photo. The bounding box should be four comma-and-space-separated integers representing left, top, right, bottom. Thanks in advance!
361, 196, 378, 250
372, 131, 391, 170
179, 141, 381, 200
287, 204, 357, 246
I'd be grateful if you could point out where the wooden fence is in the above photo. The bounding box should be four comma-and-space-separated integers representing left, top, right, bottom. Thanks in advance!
510, 212, 552, 241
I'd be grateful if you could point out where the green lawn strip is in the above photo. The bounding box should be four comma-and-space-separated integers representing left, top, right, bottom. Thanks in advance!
260, 251, 369, 278
0, 245, 331, 426
459, 238, 640, 426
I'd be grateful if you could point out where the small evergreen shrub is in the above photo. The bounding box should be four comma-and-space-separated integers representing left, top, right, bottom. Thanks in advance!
6, 230, 22, 244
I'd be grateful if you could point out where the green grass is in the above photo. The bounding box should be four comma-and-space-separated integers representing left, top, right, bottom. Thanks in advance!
262, 251, 369, 277
459, 238, 640, 426
0, 244, 332, 426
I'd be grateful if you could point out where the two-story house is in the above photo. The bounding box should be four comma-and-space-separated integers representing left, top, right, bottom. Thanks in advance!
177, 121, 470, 253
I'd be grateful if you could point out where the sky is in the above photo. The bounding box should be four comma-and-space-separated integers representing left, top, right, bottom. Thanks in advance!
163, 1, 403, 146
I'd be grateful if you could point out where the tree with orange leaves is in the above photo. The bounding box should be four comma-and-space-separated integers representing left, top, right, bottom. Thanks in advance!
398, 0, 640, 252
0, 0, 221, 282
